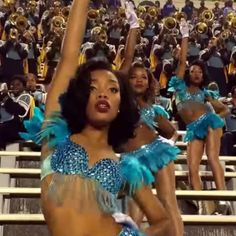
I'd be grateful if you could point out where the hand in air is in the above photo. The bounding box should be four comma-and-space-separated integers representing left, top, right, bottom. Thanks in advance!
120, 0, 139, 29
179, 18, 189, 38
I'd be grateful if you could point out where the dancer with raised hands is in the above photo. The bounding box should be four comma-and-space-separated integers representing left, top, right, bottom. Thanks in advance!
168, 19, 229, 214
118, 20, 192, 236
20, 0, 174, 235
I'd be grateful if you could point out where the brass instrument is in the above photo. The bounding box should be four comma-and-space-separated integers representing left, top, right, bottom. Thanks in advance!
163, 17, 177, 31
61, 6, 70, 20
137, 6, 146, 16
200, 10, 214, 23
98, 29, 108, 43
88, 9, 99, 20
138, 18, 145, 30
51, 15, 65, 29
16, 7, 25, 15
225, 12, 235, 22
9, 28, 18, 40
174, 12, 187, 22
230, 16, 236, 30
27, 0, 37, 12
9, 12, 20, 26
16, 15, 28, 32
220, 29, 231, 40
91, 26, 107, 43
3, 0, 16, 7
195, 22, 208, 34
118, 7, 126, 18
147, 6, 158, 17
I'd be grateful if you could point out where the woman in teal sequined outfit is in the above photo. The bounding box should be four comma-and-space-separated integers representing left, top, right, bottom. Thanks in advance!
120, 61, 183, 236
167, 22, 229, 212
38, 0, 173, 235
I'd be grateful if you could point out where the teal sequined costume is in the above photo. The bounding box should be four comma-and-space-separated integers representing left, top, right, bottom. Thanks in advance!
20, 108, 150, 236
168, 76, 225, 142
121, 105, 180, 183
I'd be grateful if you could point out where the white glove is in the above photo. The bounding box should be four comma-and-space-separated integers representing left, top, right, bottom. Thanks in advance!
112, 212, 138, 229
121, 0, 139, 29
179, 18, 189, 38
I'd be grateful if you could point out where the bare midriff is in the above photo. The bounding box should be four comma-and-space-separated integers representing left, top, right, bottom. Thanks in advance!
41, 175, 122, 236
178, 102, 207, 125
122, 124, 157, 152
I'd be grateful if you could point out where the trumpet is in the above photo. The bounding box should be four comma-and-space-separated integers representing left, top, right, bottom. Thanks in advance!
51, 15, 65, 29
9, 12, 20, 26
9, 28, 19, 40
174, 12, 187, 22
91, 26, 108, 43
195, 22, 208, 34
163, 17, 177, 31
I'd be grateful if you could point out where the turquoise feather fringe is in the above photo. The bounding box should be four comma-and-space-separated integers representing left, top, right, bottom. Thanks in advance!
153, 104, 170, 119
184, 112, 225, 142
204, 89, 220, 100
120, 155, 154, 195
121, 137, 180, 189
19, 107, 70, 148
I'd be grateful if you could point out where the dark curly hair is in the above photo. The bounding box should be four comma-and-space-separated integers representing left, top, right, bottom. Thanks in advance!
129, 61, 157, 104
184, 59, 208, 88
59, 57, 139, 149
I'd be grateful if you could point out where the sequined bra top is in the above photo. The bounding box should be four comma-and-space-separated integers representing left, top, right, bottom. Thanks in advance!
41, 137, 123, 194
20, 108, 154, 214
168, 76, 219, 111
139, 105, 169, 130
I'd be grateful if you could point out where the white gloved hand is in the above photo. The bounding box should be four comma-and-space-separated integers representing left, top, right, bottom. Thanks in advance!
179, 18, 189, 38
112, 212, 138, 229
120, 0, 139, 29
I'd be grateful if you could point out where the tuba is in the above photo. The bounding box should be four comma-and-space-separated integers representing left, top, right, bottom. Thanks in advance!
3, 0, 16, 7
163, 17, 177, 31
220, 29, 231, 40
88, 9, 99, 20
16, 15, 28, 32
137, 6, 146, 16
195, 22, 208, 34
225, 12, 235, 22
147, 6, 158, 17
201, 10, 214, 23
27, 0, 37, 12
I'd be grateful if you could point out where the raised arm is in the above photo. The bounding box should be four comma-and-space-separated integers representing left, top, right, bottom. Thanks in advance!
119, 0, 139, 74
175, 19, 189, 79
45, 0, 90, 117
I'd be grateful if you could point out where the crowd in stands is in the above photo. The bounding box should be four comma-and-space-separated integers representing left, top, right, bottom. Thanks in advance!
0, 0, 235, 155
